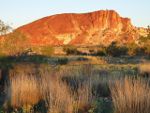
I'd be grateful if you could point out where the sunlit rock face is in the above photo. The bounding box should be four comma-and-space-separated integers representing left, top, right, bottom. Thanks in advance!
16, 10, 147, 46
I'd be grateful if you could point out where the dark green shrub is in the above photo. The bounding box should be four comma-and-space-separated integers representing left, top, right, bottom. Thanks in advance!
127, 43, 139, 56
106, 42, 128, 57
137, 27, 150, 56
63, 46, 79, 55
145, 46, 150, 56
96, 48, 107, 56
135, 47, 147, 56
77, 57, 88, 61
92, 83, 110, 97
57, 58, 68, 65
89, 49, 94, 53
93, 98, 113, 113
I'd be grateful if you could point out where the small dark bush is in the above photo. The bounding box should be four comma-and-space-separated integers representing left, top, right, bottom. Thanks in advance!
57, 58, 68, 65
63, 46, 79, 55
96, 49, 107, 56
135, 47, 147, 56
92, 83, 111, 97
93, 98, 113, 113
106, 42, 128, 57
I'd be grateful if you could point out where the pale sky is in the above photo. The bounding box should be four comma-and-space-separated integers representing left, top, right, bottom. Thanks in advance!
0, 0, 149, 28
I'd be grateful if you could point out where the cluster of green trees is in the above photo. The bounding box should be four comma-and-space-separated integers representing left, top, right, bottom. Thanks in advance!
64, 26, 150, 57
64, 41, 150, 57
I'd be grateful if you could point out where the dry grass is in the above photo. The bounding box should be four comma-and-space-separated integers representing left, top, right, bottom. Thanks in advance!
138, 62, 150, 77
40, 75, 74, 113
110, 77, 150, 113
76, 82, 93, 112
5, 65, 94, 113
40, 73, 94, 113
5, 63, 150, 113
7, 74, 41, 108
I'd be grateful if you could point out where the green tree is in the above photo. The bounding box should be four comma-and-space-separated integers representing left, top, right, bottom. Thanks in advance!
0, 20, 11, 35
0, 20, 12, 56
138, 25, 150, 56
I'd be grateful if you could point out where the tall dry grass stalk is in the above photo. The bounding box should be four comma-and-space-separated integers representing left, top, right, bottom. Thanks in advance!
4, 63, 112, 112
76, 81, 93, 112
8, 74, 41, 108
40, 75, 74, 113
110, 78, 150, 113
6, 69, 93, 113
40, 74, 94, 113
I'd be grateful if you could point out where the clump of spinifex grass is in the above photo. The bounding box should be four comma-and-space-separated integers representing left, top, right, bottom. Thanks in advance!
5, 65, 95, 113
110, 77, 150, 113
39, 75, 74, 113
7, 74, 42, 108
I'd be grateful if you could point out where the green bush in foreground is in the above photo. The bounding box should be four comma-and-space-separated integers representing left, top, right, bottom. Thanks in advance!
93, 98, 113, 113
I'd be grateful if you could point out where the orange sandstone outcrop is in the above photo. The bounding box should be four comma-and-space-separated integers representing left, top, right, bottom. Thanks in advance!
15, 10, 147, 46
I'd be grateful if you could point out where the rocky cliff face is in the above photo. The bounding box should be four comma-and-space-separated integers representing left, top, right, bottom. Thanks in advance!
17, 10, 147, 46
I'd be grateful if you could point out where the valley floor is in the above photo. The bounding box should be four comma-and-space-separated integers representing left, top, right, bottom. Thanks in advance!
0, 55, 150, 113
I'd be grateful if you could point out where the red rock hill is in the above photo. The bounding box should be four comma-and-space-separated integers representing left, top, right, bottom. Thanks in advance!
16, 10, 146, 46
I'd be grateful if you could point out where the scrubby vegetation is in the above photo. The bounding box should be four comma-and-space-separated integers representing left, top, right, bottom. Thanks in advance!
0, 60, 149, 113
106, 42, 128, 57
62, 39, 150, 57
63, 46, 80, 55
110, 78, 150, 113
0, 21, 150, 113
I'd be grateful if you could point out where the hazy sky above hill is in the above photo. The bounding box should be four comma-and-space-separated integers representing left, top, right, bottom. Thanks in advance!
0, 0, 149, 28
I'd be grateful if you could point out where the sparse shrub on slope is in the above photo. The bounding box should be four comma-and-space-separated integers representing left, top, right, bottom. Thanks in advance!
127, 43, 139, 56
127, 43, 148, 56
